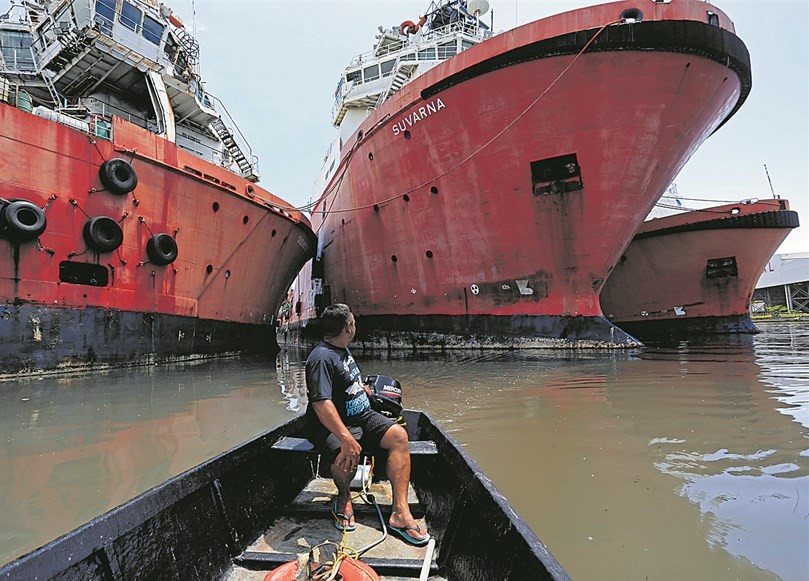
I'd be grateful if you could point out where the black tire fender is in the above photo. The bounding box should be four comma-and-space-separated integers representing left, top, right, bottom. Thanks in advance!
0, 199, 47, 242
146, 233, 178, 265
99, 158, 138, 195
83, 216, 124, 253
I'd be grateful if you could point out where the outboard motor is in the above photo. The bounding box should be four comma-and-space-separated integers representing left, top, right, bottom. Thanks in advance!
351, 375, 404, 489
363, 375, 403, 419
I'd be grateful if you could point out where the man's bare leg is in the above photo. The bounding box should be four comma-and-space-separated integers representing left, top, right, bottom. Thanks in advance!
380, 424, 428, 541
331, 462, 355, 529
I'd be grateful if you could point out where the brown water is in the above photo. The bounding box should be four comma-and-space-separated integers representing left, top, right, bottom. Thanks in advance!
1, 323, 807, 580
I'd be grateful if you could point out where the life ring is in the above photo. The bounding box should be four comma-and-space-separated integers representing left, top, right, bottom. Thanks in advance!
99, 158, 138, 195
0, 199, 47, 242
263, 557, 379, 581
399, 16, 426, 35
83, 216, 123, 253
168, 13, 184, 28
147, 233, 178, 265
263, 560, 298, 581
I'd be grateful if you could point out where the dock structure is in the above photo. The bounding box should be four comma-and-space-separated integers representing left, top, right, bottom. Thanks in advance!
754, 253, 809, 314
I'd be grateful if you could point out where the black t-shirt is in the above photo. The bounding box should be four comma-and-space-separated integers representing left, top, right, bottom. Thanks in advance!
305, 341, 371, 426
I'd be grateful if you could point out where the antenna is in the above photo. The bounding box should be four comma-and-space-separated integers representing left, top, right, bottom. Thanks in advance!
764, 163, 777, 198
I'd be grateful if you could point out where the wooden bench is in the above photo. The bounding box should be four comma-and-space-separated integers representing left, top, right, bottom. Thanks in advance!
272, 436, 438, 456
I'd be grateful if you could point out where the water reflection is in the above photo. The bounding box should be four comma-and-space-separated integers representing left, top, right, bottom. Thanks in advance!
276, 350, 307, 413
0, 359, 295, 564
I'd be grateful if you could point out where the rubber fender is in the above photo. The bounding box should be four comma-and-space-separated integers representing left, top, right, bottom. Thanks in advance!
83, 216, 123, 253
146, 233, 178, 265
0, 199, 47, 242
99, 158, 138, 195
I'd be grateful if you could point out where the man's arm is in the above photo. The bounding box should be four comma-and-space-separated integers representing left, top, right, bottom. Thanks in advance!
312, 399, 362, 473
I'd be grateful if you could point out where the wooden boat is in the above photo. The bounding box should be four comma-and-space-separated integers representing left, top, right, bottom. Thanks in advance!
0, 410, 569, 580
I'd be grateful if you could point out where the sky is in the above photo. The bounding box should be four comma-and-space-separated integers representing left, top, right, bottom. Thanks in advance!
6, 0, 808, 254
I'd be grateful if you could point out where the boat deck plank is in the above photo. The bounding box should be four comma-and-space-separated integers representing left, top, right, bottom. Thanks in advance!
226, 477, 441, 580
227, 566, 446, 581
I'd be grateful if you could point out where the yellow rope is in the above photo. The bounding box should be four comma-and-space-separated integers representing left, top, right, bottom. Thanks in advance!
329, 456, 376, 578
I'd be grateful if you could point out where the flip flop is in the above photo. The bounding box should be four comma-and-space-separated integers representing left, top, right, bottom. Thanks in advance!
389, 524, 430, 546
331, 502, 356, 532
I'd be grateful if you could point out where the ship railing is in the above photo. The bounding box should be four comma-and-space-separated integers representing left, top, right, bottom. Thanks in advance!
86, 97, 151, 130
347, 20, 487, 68
208, 94, 260, 180
332, 26, 482, 120
175, 136, 229, 169
0, 18, 38, 76
29, 104, 114, 141
174, 128, 260, 179
0, 45, 37, 75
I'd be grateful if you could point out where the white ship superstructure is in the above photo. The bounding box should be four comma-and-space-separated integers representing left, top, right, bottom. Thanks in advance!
0, 0, 259, 181
315, 0, 492, 194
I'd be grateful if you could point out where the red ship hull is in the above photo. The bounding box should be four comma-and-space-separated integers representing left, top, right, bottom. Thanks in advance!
600, 200, 798, 337
0, 102, 316, 377
284, 1, 751, 349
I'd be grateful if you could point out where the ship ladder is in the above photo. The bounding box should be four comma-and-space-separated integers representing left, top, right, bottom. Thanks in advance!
377, 61, 417, 106
210, 117, 257, 182
41, 72, 65, 109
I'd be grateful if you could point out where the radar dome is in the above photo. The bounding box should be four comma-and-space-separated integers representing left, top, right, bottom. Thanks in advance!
467, 0, 489, 16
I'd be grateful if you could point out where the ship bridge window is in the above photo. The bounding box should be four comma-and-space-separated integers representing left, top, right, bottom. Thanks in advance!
143, 15, 164, 45
437, 41, 457, 59
120, 1, 143, 33
346, 70, 361, 83
363, 64, 380, 82
94, 0, 116, 34
0, 30, 35, 72
402, 52, 416, 61
461, 40, 474, 51
418, 47, 436, 60
380, 59, 396, 76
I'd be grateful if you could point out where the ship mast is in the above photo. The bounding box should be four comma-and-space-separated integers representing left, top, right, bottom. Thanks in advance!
764, 163, 778, 198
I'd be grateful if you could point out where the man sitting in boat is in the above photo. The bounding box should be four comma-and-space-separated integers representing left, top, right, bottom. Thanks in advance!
304, 303, 430, 546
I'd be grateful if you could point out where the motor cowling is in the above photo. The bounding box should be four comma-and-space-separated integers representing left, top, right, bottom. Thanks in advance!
363, 375, 403, 419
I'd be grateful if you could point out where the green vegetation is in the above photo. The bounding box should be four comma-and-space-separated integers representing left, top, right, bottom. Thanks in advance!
751, 304, 806, 321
